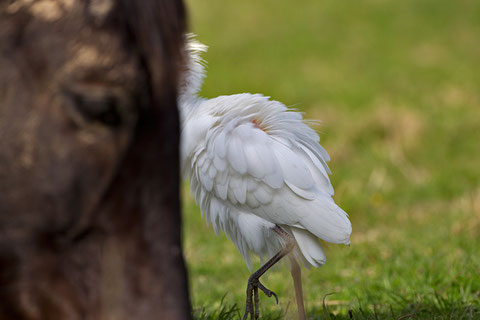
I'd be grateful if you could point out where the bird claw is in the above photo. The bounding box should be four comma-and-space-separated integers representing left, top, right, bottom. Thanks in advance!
258, 282, 278, 304
243, 277, 278, 319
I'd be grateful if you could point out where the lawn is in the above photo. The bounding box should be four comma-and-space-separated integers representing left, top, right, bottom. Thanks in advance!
182, 0, 480, 318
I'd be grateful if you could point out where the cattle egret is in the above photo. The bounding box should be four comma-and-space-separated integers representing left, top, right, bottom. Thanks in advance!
179, 35, 352, 320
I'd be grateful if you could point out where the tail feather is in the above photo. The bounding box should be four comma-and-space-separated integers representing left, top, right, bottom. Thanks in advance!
289, 227, 326, 268
298, 195, 352, 245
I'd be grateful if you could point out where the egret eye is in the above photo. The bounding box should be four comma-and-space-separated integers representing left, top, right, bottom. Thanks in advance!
62, 83, 132, 128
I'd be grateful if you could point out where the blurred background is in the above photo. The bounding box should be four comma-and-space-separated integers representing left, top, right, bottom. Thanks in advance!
182, 0, 480, 318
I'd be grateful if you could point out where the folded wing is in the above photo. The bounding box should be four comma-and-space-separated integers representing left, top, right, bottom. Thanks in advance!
184, 93, 351, 267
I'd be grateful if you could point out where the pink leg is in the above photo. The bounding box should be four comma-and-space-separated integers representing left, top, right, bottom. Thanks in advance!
289, 255, 306, 320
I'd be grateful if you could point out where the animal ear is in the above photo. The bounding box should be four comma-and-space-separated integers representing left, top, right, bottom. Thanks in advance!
115, 0, 186, 107
61, 82, 137, 129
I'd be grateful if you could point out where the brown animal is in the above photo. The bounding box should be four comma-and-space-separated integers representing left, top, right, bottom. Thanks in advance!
0, 0, 190, 319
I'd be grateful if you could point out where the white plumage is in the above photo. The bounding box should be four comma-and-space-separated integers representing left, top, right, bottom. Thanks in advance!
179, 35, 351, 318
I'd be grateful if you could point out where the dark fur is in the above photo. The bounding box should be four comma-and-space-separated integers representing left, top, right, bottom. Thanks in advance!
0, 0, 190, 319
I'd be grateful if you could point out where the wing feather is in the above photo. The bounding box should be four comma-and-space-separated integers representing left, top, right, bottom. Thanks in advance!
244, 141, 265, 179
231, 176, 247, 204
272, 139, 314, 190
191, 103, 339, 214
227, 135, 247, 174
182, 93, 351, 268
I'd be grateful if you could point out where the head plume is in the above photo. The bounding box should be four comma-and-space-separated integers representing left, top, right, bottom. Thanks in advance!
179, 33, 208, 104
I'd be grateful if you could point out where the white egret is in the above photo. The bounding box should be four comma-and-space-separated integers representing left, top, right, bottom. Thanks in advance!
179, 36, 352, 320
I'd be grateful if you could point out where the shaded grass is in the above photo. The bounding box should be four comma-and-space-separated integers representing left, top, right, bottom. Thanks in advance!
194, 294, 480, 320
184, 0, 480, 318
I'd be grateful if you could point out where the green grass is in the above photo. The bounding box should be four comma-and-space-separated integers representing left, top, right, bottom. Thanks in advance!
183, 0, 480, 318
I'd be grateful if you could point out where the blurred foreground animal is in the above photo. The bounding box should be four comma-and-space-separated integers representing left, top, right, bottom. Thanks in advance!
0, 0, 191, 319
180, 37, 352, 320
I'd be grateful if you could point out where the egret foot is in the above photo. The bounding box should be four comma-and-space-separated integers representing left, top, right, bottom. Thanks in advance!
242, 225, 295, 320
243, 276, 278, 320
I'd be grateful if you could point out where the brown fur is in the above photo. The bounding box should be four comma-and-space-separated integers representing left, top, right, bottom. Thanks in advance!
0, 0, 190, 319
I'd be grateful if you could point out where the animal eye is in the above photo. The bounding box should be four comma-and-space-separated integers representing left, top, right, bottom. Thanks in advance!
62, 83, 131, 128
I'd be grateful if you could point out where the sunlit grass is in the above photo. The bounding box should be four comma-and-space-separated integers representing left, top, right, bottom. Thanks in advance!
183, 0, 480, 318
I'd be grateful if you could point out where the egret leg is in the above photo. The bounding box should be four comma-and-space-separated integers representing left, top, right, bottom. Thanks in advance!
289, 255, 306, 320
242, 225, 295, 320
